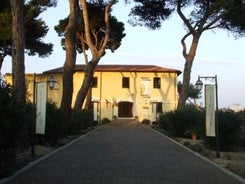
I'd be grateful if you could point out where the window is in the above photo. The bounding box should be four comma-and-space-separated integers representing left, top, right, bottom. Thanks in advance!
122, 77, 130, 88
153, 77, 161, 88
140, 77, 150, 96
156, 102, 162, 113
92, 77, 98, 88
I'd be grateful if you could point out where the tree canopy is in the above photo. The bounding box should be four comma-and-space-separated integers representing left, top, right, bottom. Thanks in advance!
129, 0, 245, 35
0, 0, 56, 72
55, 1, 125, 56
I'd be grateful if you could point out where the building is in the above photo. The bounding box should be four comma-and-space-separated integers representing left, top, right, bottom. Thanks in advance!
5, 64, 181, 122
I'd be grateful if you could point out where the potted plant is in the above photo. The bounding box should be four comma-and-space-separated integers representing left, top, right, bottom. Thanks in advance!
185, 130, 197, 141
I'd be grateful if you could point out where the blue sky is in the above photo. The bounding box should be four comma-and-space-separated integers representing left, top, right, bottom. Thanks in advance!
2, 1, 245, 109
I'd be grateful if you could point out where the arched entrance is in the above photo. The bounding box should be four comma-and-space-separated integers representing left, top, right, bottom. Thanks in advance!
118, 101, 133, 118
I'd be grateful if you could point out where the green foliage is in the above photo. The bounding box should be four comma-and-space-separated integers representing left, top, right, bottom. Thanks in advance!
81, 109, 95, 127
220, 0, 245, 36
54, 2, 125, 53
0, 82, 34, 178
0, 0, 54, 61
205, 110, 241, 151
141, 119, 151, 125
177, 82, 201, 101
69, 109, 94, 135
159, 105, 242, 151
129, 0, 172, 29
45, 101, 67, 146
129, 0, 245, 36
100, 117, 111, 124
158, 105, 205, 138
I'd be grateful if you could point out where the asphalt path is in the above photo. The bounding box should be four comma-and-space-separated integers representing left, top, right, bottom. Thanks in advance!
2, 122, 243, 184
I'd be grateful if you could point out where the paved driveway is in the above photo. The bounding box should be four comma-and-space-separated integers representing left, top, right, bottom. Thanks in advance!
2, 122, 243, 184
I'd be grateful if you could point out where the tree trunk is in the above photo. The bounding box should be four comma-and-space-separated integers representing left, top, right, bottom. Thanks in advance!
60, 0, 80, 119
0, 56, 3, 74
10, 0, 25, 103
84, 85, 92, 109
177, 36, 199, 109
74, 61, 98, 110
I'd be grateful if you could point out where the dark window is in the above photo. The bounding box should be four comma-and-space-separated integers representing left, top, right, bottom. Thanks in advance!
153, 77, 161, 88
156, 102, 162, 113
92, 77, 98, 88
122, 77, 130, 88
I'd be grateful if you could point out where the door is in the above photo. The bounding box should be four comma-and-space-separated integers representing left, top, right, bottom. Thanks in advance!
118, 101, 133, 117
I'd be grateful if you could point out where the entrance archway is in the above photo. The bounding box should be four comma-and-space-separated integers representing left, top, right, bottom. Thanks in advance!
118, 101, 133, 118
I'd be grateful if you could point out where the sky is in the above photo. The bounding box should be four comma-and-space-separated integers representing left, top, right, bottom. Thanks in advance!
1, 0, 245, 109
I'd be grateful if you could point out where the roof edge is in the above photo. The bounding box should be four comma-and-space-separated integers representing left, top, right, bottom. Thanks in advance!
43, 64, 182, 75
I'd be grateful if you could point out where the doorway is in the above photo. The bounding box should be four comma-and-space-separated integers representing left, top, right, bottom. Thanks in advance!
118, 101, 133, 118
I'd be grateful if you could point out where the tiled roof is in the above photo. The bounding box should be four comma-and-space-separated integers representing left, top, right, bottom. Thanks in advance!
43, 64, 181, 75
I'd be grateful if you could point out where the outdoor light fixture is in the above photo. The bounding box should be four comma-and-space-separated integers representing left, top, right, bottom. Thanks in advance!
195, 78, 204, 90
195, 75, 220, 158
47, 75, 56, 90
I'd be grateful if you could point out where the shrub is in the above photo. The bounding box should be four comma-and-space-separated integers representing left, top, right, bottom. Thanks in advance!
69, 109, 94, 135
0, 83, 34, 178
82, 109, 94, 127
45, 101, 67, 146
158, 105, 205, 138
158, 110, 174, 131
69, 110, 85, 135
100, 117, 111, 124
141, 119, 151, 125
205, 109, 241, 151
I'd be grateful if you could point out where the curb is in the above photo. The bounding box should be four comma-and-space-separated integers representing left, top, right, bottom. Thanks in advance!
150, 128, 245, 184
0, 127, 99, 184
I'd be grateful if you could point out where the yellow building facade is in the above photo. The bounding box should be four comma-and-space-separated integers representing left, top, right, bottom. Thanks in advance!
5, 64, 181, 122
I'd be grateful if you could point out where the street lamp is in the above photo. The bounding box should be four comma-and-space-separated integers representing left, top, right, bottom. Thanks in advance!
47, 75, 56, 90
195, 75, 220, 158
195, 78, 203, 90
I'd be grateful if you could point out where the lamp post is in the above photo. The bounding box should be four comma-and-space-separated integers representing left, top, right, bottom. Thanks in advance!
195, 75, 220, 158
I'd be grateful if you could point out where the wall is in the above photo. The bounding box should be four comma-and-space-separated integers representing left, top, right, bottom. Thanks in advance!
5, 73, 62, 106
88, 71, 178, 122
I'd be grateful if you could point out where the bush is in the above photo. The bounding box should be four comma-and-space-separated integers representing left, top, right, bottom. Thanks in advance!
100, 117, 111, 124
205, 109, 241, 151
82, 109, 95, 127
141, 119, 151, 125
45, 101, 67, 146
0, 83, 34, 178
69, 109, 94, 135
158, 105, 205, 138
158, 110, 174, 131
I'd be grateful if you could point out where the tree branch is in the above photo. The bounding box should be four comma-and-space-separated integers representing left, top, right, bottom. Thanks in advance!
197, 0, 211, 32
80, 0, 97, 56
80, 0, 116, 60
177, 0, 195, 34
202, 0, 238, 32
98, 0, 115, 57
91, 29, 98, 49
202, 11, 226, 31
181, 32, 191, 59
